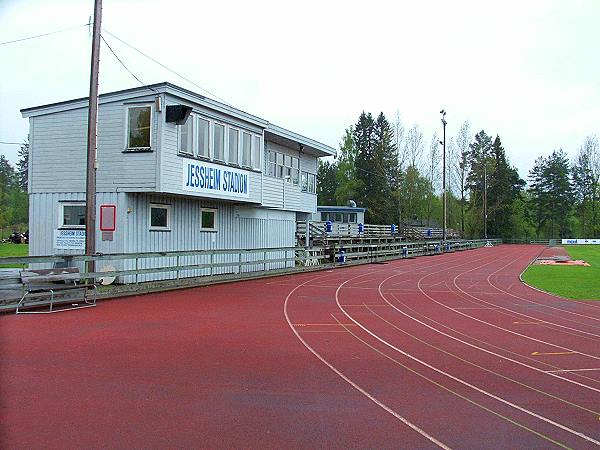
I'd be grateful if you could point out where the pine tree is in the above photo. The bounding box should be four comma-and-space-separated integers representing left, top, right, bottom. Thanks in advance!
466, 130, 493, 236
335, 127, 361, 205
316, 160, 338, 205
486, 136, 524, 238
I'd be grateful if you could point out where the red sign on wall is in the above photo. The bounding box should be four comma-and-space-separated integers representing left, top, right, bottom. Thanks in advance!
100, 204, 116, 231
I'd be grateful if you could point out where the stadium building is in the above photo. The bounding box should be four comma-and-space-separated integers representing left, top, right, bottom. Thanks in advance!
21, 82, 335, 281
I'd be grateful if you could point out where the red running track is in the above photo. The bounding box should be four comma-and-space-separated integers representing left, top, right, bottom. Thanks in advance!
2, 244, 600, 448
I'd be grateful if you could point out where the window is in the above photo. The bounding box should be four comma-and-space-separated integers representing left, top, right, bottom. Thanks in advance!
268, 151, 276, 176
301, 171, 316, 193
179, 115, 194, 155
349, 213, 357, 223
214, 123, 225, 161
268, 149, 299, 184
200, 208, 217, 231
127, 106, 152, 149
252, 135, 262, 170
61, 202, 86, 228
197, 118, 210, 158
149, 203, 170, 231
228, 128, 239, 165
241, 132, 251, 167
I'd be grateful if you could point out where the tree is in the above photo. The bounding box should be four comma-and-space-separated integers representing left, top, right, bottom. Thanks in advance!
374, 112, 401, 224
528, 150, 575, 238
353, 112, 377, 221
335, 127, 361, 205
486, 135, 524, 238
0, 154, 28, 237
16, 138, 29, 192
452, 121, 471, 235
316, 160, 338, 205
466, 130, 493, 237
572, 135, 599, 236
426, 133, 440, 226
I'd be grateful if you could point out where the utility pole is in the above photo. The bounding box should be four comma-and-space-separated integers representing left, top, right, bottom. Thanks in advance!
85, 0, 102, 275
440, 110, 447, 242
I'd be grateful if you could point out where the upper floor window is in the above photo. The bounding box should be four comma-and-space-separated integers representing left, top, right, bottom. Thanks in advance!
252, 135, 262, 171
228, 128, 239, 165
301, 171, 316, 194
198, 118, 210, 158
127, 106, 152, 149
268, 150, 299, 184
214, 123, 225, 161
178, 114, 194, 155
241, 132, 251, 167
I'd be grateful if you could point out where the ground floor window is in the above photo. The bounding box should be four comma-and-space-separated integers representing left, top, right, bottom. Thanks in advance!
200, 208, 217, 231
149, 203, 170, 231
60, 202, 86, 228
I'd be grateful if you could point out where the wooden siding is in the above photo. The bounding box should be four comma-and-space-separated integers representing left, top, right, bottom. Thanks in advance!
29, 98, 158, 194
123, 194, 295, 282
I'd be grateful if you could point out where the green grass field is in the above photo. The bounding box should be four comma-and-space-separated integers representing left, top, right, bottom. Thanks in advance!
0, 243, 29, 268
522, 245, 600, 300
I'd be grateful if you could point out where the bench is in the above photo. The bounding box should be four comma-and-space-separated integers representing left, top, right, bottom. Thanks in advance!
16, 268, 97, 314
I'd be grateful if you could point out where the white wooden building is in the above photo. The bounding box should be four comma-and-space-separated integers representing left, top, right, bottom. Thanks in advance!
21, 82, 335, 281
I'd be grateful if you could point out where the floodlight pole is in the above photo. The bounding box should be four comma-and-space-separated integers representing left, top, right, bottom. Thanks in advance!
440, 110, 447, 242
484, 160, 488, 239
85, 0, 102, 275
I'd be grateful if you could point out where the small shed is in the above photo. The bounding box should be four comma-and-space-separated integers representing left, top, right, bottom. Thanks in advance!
312, 205, 366, 224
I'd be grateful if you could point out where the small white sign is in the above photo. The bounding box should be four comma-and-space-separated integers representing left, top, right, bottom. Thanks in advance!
182, 158, 250, 200
561, 238, 600, 245
54, 229, 85, 250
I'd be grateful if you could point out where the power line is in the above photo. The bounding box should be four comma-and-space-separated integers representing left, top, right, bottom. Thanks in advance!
0, 24, 88, 46
100, 34, 156, 93
102, 28, 231, 106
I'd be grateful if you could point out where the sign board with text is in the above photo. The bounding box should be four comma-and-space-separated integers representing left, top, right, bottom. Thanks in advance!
54, 229, 85, 250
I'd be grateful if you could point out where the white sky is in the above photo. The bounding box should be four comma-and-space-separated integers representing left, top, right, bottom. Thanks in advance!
1, 0, 599, 179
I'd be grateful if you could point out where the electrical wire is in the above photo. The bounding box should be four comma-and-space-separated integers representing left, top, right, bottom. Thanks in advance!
100, 34, 157, 93
102, 28, 231, 105
0, 24, 88, 46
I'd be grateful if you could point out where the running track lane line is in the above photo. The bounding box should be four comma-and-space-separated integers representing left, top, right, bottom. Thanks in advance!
448, 249, 600, 360
290, 259, 574, 448
328, 314, 571, 449
461, 247, 600, 338
398, 248, 600, 392
360, 303, 600, 417
333, 267, 600, 446
283, 273, 452, 450
487, 250, 600, 328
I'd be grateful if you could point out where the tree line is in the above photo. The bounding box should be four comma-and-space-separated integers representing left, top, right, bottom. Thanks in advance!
0, 142, 29, 238
317, 111, 600, 239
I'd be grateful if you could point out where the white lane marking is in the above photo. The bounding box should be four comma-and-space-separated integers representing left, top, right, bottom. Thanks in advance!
382, 249, 600, 393
283, 275, 451, 449
546, 368, 600, 373
334, 268, 600, 446
449, 257, 600, 354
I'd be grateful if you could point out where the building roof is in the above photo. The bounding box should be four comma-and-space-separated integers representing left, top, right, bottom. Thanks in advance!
21, 82, 336, 157
317, 205, 366, 212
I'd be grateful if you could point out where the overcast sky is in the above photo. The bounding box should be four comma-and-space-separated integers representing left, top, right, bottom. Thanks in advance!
1, 0, 599, 179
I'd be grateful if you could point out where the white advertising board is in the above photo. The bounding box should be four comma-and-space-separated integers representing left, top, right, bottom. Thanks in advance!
54, 229, 85, 250
182, 158, 250, 200
561, 238, 600, 245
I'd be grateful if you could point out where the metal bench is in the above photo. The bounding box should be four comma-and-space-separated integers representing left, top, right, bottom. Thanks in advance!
16, 268, 97, 314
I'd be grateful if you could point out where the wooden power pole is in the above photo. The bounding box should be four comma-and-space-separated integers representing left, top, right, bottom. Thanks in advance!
85, 0, 102, 275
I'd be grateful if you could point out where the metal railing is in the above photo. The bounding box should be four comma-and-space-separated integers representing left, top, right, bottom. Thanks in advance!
0, 239, 501, 308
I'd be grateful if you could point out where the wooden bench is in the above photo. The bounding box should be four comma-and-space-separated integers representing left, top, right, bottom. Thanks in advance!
16, 268, 97, 314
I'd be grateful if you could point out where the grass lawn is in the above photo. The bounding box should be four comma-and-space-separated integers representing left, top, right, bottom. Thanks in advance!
0, 243, 29, 268
522, 245, 600, 300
